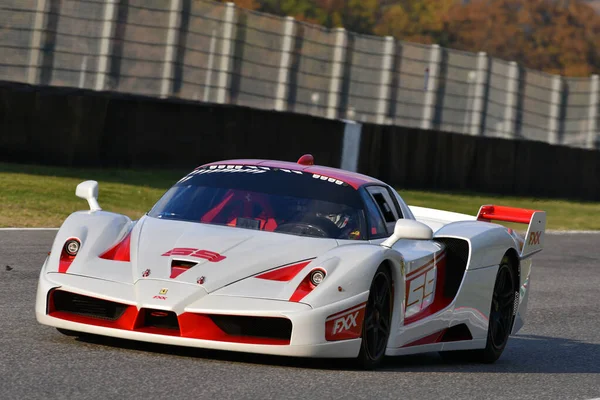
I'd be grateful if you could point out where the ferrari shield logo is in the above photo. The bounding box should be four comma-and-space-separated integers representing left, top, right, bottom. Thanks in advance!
159, 288, 168, 295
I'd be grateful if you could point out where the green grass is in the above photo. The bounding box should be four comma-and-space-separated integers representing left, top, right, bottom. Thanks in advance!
400, 190, 600, 231
0, 163, 183, 228
0, 163, 598, 230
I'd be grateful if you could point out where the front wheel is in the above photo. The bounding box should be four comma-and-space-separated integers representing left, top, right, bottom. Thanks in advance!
356, 265, 393, 369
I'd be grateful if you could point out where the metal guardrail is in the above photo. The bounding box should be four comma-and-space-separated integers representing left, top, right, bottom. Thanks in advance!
1, 0, 598, 149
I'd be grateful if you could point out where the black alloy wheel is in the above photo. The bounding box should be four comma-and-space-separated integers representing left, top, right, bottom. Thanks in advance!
440, 256, 516, 364
357, 265, 393, 369
489, 263, 516, 352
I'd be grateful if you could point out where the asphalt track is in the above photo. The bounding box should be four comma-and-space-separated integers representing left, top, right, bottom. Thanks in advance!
1, 231, 599, 400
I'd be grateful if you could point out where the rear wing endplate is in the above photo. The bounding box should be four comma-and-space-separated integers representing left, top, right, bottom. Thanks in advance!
477, 205, 546, 258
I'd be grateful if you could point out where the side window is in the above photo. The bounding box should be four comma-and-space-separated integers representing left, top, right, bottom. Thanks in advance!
372, 192, 395, 222
366, 186, 400, 234
388, 188, 404, 219
359, 191, 388, 239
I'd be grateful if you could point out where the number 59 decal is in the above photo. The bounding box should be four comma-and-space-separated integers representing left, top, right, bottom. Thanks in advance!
405, 252, 445, 319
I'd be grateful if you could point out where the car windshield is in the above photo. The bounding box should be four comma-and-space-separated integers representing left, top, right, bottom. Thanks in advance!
148, 165, 366, 240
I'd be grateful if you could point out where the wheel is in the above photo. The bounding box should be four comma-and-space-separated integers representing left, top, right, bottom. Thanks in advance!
275, 216, 340, 238
440, 257, 516, 364
481, 259, 517, 362
357, 264, 393, 369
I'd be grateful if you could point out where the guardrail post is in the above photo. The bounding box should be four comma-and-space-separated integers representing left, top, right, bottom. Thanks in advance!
203, 29, 218, 102
421, 44, 441, 130
327, 28, 347, 120
376, 36, 394, 125
587, 74, 599, 150
470, 51, 488, 135
547, 75, 563, 145
502, 61, 519, 139
216, 2, 236, 104
160, 0, 182, 98
95, 0, 117, 91
28, 0, 48, 85
340, 121, 362, 172
274, 16, 296, 112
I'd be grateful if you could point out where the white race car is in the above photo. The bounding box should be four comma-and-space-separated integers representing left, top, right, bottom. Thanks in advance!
36, 155, 546, 368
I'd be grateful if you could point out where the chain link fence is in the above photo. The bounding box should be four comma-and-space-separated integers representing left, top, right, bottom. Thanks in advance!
1, 0, 599, 149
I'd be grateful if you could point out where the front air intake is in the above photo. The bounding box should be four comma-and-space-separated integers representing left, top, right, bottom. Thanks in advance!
141, 309, 180, 331
209, 315, 292, 341
51, 290, 127, 321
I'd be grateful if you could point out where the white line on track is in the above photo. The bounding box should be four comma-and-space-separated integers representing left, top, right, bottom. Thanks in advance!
547, 230, 600, 235
0, 228, 59, 231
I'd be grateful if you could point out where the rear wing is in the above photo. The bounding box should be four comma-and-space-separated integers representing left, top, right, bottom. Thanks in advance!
477, 205, 546, 258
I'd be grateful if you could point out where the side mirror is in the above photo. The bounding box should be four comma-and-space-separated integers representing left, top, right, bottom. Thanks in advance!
76, 180, 102, 212
381, 219, 433, 247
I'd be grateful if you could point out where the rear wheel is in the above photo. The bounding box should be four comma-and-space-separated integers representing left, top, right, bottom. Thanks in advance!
357, 265, 393, 369
440, 257, 516, 363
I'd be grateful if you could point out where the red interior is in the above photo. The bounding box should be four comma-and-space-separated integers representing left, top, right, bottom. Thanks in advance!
200, 190, 278, 231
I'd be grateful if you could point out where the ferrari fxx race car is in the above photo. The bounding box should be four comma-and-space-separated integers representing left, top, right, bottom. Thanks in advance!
36, 155, 545, 368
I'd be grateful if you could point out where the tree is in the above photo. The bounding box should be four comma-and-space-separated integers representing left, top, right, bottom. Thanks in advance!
258, 0, 322, 22
223, 0, 600, 76
219, 0, 260, 10
255, 0, 379, 32
314, 0, 379, 34
374, 0, 455, 45
444, 0, 600, 76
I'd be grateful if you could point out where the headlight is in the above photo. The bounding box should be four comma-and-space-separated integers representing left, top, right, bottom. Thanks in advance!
309, 269, 326, 286
64, 239, 80, 256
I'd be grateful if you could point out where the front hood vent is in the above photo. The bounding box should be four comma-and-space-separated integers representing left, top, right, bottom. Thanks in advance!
133, 217, 339, 292
170, 260, 198, 279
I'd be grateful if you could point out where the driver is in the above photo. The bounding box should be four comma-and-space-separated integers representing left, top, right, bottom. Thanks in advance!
317, 208, 361, 239
273, 197, 362, 239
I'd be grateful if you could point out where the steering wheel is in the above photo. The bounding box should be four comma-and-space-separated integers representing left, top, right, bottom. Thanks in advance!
275, 215, 340, 238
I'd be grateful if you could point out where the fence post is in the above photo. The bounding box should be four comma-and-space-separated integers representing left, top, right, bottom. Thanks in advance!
421, 44, 442, 130
216, 2, 236, 104
470, 51, 488, 135
160, 0, 182, 98
587, 74, 599, 150
340, 121, 362, 172
203, 29, 218, 102
547, 75, 563, 145
327, 28, 347, 120
274, 16, 296, 112
28, 0, 48, 85
376, 36, 394, 125
95, 0, 117, 91
503, 61, 519, 139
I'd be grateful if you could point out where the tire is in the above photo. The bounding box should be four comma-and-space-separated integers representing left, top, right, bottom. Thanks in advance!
356, 264, 393, 369
440, 257, 517, 364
